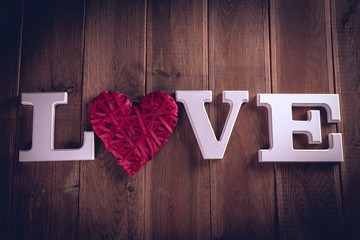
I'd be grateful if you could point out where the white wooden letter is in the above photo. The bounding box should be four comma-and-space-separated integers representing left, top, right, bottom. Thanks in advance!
176, 90, 248, 159
19, 92, 95, 162
257, 94, 343, 162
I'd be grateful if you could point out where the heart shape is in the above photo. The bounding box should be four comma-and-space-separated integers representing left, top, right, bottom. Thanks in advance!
89, 91, 178, 175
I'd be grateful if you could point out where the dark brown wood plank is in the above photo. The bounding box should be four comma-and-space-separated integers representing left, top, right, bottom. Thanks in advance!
79, 0, 146, 239
270, 0, 344, 239
331, 0, 360, 239
145, 0, 210, 239
0, 0, 22, 239
12, 0, 85, 239
208, 0, 275, 239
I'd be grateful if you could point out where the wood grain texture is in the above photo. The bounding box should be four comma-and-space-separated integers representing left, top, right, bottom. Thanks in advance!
209, 0, 276, 239
79, 0, 146, 239
145, 0, 210, 239
12, 0, 85, 239
0, 0, 22, 239
270, 0, 344, 239
2, 0, 360, 239
331, 0, 360, 239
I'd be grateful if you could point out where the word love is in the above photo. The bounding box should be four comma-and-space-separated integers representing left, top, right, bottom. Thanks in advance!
19, 91, 343, 163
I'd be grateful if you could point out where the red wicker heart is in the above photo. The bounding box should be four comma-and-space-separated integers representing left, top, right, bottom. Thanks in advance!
89, 91, 178, 175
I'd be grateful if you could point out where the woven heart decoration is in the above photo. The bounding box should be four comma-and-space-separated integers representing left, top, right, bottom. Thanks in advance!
89, 91, 178, 176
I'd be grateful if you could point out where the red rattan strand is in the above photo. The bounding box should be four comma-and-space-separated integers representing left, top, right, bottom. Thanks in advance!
89, 91, 178, 176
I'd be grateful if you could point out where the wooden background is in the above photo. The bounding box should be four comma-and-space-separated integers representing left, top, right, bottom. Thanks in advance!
1, 0, 359, 239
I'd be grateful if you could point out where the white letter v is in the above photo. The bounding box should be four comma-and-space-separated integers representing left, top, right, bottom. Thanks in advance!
176, 91, 248, 159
